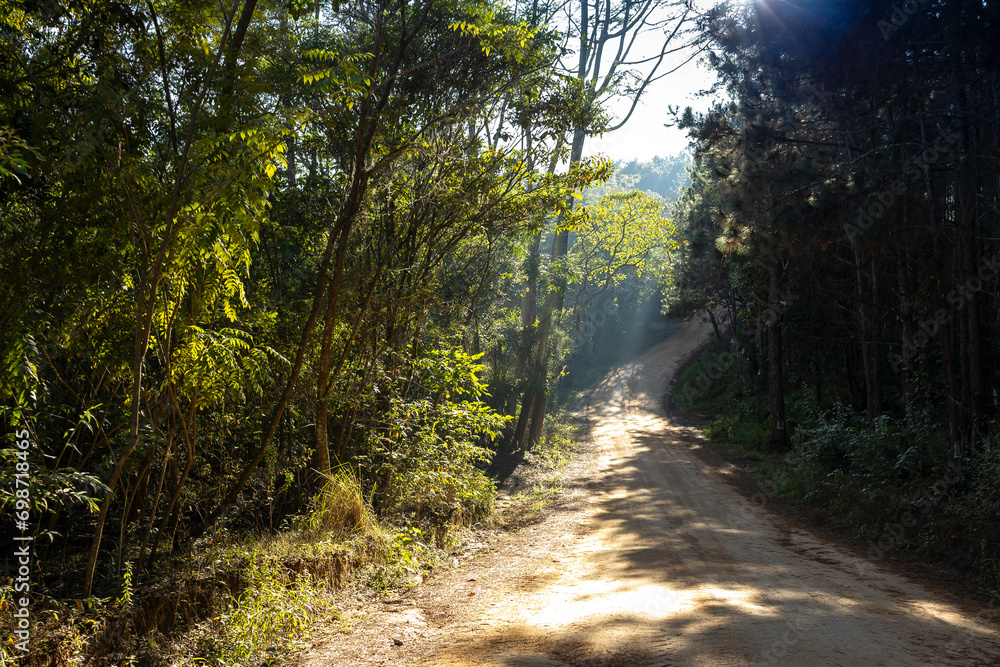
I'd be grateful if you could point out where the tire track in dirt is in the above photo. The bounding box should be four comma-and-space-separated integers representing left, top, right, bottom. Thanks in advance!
296, 315, 1000, 666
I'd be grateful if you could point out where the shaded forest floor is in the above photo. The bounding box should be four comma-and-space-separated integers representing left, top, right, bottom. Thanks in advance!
669, 337, 1000, 607
664, 342, 1000, 632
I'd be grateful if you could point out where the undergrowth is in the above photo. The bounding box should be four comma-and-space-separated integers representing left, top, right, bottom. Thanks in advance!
178, 548, 343, 667
0, 409, 586, 667
492, 409, 580, 530
165, 468, 462, 666
0, 467, 478, 667
675, 344, 1000, 594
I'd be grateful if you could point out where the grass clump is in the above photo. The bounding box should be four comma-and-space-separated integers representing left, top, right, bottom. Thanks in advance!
302, 466, 375, 537
148, 471, 400, 666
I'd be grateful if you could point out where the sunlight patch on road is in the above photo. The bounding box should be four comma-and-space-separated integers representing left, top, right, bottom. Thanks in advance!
905, 599, 999, 636
692, 585, 777, 617
525, 577, 791, 632
526, 579, 697, 630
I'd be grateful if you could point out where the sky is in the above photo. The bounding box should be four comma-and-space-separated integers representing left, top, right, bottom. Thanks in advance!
586, 57, 717, 163
582, 0, 727, 164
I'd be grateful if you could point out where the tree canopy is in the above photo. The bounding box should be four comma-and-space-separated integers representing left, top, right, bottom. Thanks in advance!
0, 0, 685, 628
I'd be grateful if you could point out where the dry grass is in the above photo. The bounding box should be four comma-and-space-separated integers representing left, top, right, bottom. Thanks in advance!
302, 467, 375, 537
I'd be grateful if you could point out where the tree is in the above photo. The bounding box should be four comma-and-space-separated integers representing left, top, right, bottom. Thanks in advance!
568, 190, 678, 333
674, 0, 1000, 457
511, 0, 701, 450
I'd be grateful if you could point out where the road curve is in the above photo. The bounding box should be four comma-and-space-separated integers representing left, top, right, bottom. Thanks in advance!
298, 315, 1000, 667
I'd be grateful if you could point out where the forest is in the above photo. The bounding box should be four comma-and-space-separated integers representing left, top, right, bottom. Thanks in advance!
669, 0, 1000, 587
3, 0, 1000, 665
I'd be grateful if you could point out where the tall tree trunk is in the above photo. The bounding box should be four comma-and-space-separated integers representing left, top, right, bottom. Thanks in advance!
855, 251, 883, 421
922, 117, 963, 461
508, 232, 542, 452
314, 400, 330, 474
527, 391, 548, 449
708, 309, 724, 345
727, 287, 742, 354
895, 225, 917, 419
523, 127, 587, 445
767, 266, 789, 450
312, 255, 345, 476
510, 396, 534, 452
941, 312, 963, 459
138, 435, 172, 568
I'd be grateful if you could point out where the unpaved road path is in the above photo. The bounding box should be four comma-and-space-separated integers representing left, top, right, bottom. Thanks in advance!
296, 316, 1000, 666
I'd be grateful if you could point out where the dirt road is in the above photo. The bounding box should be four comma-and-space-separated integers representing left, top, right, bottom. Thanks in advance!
297, 316, 1000, 666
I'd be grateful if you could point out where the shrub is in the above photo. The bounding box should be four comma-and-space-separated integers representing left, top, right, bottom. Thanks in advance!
360, 349, 511, 532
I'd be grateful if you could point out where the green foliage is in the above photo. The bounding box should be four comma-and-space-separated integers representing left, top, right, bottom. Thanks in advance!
530, 408, 578, 468
116, 560, 134, 612
0, 419, 109, 535
674, 347, 770, 453
0, 335, 38, 408
300, 50, 371, 96
364, 367, 510, 527
415, 349, 492, 400
781, 410, 935, 529
169, 327, 285, 407
571, 190, 679, 284
676, 345, 1000, 584
660, 155, 728, 318
190, 550, 340, 666
0, 126, 38, 184
0, 0, 675, 661
966, 435, 1000, 521
366, 526, 432, 592
449, 6, 539, 60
